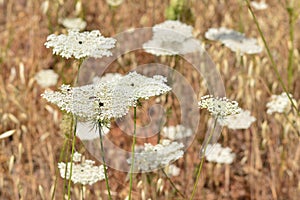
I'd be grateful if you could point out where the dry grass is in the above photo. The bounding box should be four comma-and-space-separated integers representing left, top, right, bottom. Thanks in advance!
0, 0, 300, 199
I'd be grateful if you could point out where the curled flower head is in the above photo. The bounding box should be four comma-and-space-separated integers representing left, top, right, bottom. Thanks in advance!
44, 29, 116, 59
198, 95, 241, 118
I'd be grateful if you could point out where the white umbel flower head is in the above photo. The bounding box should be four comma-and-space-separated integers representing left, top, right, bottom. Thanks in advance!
117, 72, 171, 102
58, 158, 105, 185
127, 139, 184, 171
205, 143, 235, 164
45, 29, 116, 59
205, 27, 262, 54
59, 17, 87, 30
198, 95, 241, 118
219, 109, 256, 129
223, 38, 262, 55
266, 92, 297, 114
205, 27, 245, 41
152, 20, 193, 42
161, 124, 193, 140
42, 72, 171, 121
143, 20, 202, 56
35, 69, 59, 88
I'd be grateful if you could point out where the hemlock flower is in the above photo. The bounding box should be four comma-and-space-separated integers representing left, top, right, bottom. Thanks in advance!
44, 29, 116, 59
161, 124, 193, 140
41, 72, 171, 121
205, 27, 262, 54
198, 95, 241, 118
35, 69, 59, 88
143, 20, 202, 56
205, 143, 235, 164
59, 17, 87, 30
58, 154, 105, 185
219, 109, 256, 129
266, 92, 297, 114
127, 139, 184, 171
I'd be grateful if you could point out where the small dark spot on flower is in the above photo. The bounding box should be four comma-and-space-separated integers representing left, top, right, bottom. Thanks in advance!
131, 83, 134, 87
79, 41, 83, 44
99, 102, 104, 107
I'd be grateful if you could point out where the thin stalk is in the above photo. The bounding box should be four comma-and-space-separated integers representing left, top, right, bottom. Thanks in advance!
189, 117, 218, 200
98, 121, 112, 200
51, 136, 69, 200
287, 4, 295, 90
244, 0, 300, 116
67, 117, 77, 199
129, 106, 137, 200
161, 169, 186, 198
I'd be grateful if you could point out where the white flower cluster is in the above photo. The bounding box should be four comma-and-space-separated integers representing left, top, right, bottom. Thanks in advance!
164, 164, 181, 177
219, 109, 256, 129
161, 124, 193, 140
59, 17, 87, 30
58, 152, 105, 185
42, 72, 171, 121
143, 20, 202, 56
251, 1, 268, 10
205, 27, 262, 54
35, 69, 58, 88
205, 143, 236, 164
45, 29, 116, 59
266, 92, 297, 115
128, 139, 184, 171
106, 0, 124, 7
198, 95, 241, 118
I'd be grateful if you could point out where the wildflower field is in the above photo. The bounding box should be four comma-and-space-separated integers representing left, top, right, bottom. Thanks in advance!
0, 0, 300, 199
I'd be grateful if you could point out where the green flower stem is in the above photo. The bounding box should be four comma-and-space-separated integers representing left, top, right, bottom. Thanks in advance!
98, 121, 112, 200
51, 136, 69, 200
189, 117, 218, 200
161, 169, 186, 198
129, 106, 137, 200
67, 116, 77, 200
287, 2, 296, 90
244, 0, 300, 116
